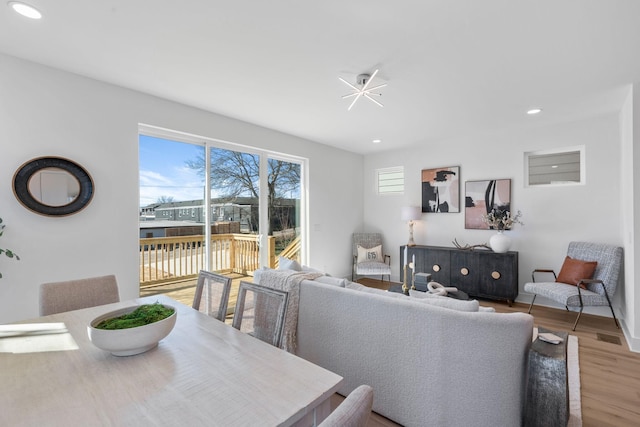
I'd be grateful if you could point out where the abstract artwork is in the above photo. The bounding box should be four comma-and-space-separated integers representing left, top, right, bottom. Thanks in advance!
421, 166, 460, 213
464, 179, 511, 229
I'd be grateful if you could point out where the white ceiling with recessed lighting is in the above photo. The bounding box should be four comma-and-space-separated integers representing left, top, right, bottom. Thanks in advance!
2, 0, 640, 154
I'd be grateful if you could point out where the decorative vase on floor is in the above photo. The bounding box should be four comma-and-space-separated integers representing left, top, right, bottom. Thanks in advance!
490, 230, 511, 253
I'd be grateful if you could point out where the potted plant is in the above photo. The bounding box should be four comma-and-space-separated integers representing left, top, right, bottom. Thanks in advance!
0, 217, 20, 278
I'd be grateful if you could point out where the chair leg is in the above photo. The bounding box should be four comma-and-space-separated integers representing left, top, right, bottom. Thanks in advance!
603, 288, 621, 329
527, 294, 536, 314
572, 307, 584, 331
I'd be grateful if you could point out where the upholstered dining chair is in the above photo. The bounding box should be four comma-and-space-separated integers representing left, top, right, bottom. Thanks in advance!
524, 241, 623, 330
192, 270, 232, 322
319, 385, 374, 427
232, 281, 289, 347
39, 274, 120, 316
352, 233, 391, 281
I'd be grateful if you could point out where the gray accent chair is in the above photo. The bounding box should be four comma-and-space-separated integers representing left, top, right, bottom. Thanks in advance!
192, 270, 232, 322
319, 385, 373, 427
352, 233, 391, 281
39, 274, 120, 316
524, 241, 623, 330
232, 281, 289, 347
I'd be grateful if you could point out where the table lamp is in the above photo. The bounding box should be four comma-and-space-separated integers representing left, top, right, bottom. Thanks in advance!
401, 206, 421, 247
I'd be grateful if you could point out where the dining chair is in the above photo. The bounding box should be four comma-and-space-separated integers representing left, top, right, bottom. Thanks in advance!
192, 270, 232, 322
319, 385, 374, 427
232, 281, 289, 347
39, 274, 120, 316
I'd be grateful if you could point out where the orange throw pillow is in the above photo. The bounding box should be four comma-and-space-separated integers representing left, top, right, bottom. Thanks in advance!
556, 256, 597, 289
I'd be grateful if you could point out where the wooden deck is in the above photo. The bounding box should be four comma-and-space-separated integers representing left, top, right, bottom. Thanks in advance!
139, 272, 250, 323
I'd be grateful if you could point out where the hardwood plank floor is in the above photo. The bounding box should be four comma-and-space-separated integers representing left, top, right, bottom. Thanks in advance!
356, 278, 640, 427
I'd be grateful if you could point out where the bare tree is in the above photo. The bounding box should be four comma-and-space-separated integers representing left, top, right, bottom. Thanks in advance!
185, 148, 300, 234
156, 196, 175, 204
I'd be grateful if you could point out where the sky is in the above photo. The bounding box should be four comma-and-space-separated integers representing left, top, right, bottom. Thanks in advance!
138, 135, 205, 207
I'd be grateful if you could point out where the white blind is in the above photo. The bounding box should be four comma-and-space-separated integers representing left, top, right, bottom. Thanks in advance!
376, 167, 404, 195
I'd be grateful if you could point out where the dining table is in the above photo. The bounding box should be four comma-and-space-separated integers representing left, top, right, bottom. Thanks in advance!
0, 295, 343, 426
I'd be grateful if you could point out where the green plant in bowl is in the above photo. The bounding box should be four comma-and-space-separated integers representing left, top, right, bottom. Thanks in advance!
95, 303, 174, 330
88, 302, 177, 356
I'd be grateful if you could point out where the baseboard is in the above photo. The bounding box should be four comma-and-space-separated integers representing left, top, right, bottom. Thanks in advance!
620, 318, 640, 353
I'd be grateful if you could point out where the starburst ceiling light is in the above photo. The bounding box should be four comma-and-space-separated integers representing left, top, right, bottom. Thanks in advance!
339, 69, 387, 111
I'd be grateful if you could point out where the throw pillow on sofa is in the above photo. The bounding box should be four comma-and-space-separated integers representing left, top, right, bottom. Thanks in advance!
278, 256, 302, 271
408, 289, 480, 312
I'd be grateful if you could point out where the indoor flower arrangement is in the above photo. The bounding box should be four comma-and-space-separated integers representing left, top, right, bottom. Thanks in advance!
0, 217, 20, 278
482, 209, 524, 231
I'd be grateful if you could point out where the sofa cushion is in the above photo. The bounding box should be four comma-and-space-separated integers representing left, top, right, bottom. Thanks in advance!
556, 256, 597, 289
345, 281, 366, 291
409, 289, 480, 312
346, 281, 406, 299
356, 244, 382, 264
314, 276, 348, 287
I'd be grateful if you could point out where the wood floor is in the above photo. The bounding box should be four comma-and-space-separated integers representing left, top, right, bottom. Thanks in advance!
142, 276, 640, 426
355, 278, 640, 427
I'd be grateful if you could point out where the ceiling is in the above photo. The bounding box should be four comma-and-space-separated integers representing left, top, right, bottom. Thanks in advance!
2, 1, 640, 155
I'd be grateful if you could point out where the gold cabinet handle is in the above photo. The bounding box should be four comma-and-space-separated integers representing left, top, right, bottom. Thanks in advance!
460, 267, 469, 276
491, 271, 501, 280
432, 264, 440, 272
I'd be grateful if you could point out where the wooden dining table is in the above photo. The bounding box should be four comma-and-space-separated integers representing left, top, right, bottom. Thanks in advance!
0, 295, 343, 426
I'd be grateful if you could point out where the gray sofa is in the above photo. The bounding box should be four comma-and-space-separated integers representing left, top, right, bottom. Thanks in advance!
293, 278, 534, 427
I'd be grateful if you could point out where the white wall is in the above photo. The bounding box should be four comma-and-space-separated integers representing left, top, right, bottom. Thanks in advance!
0, 53, 363, 323
364, 113, 627, 319
620, 84, 640, 351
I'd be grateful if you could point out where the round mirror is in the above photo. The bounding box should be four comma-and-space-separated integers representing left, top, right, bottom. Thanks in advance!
13, 157, 94, 216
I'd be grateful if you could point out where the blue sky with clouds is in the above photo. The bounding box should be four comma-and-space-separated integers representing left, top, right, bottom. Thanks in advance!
138, 135, 205, 207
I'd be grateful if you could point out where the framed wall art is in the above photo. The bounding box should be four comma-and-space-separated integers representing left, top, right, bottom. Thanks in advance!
421, 166, 460, 213
464, 179, 511, 229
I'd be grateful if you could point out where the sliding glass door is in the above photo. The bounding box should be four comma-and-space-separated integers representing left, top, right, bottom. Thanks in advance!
138, 127, 305, 290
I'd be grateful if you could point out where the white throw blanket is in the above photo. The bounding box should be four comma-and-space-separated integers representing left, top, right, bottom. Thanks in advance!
258, 269, 323, 352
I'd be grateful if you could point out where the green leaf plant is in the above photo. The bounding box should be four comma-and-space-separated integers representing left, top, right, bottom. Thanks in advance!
0, 217, 20, 278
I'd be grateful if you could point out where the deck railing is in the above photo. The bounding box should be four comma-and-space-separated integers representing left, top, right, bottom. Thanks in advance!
139, 233, 300, 287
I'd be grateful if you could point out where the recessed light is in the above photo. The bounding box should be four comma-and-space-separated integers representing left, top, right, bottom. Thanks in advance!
372, 139, 382, 144
8, 2, 42, 19
527, 108, 542, 115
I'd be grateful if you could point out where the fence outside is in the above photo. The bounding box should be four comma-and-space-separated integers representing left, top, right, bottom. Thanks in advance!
140, 234, 299, 287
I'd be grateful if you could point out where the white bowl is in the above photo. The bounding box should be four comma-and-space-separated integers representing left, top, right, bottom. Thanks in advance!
87, 304, 177, 356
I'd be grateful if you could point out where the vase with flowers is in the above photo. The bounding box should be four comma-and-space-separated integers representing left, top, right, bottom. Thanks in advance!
481, 209, 524, 253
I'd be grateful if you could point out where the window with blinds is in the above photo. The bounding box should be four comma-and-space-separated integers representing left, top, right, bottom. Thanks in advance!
376, 167, 404, 195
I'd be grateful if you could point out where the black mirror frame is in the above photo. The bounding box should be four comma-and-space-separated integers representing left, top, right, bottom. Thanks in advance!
13, 156, 94, 217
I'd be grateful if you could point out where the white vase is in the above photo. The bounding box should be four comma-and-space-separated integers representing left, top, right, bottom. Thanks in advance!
489, 230, 511, 253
